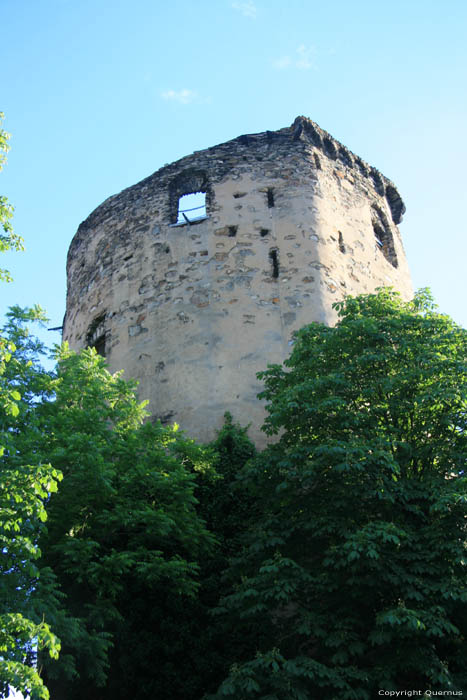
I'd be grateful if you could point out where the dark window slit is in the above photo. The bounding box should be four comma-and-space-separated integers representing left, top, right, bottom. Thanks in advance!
338, 231, 346, 253
269, 249, 279, 279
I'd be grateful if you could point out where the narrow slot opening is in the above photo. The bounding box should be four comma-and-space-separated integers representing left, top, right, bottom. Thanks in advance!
260, 228, 269, 237
269, 249, 279, 279
228, 226, 238, 237
338, 231, 346, 253
267, 188, 275, 208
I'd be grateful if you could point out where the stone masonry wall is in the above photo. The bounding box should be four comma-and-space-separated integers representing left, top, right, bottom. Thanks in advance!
63, 116, 413, 445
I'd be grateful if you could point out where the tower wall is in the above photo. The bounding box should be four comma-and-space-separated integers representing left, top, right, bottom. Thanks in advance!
63, 117, 412, 445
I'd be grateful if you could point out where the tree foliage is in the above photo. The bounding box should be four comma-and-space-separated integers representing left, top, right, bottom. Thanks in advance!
213, 289, 467, 698
0, 422, 61, 700
1, 310, 253, 700
0, 112, 24, 282
102, 413, 260, 700
14, 346, 216, 698
0, 321, 62, 700
0, 305, 259, 700
0, 112, 60, 699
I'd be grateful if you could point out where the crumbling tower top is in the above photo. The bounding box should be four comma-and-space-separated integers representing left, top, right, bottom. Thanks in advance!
64, 117, 412, 444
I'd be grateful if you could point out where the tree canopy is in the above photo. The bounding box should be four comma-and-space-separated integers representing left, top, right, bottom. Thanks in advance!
0, 112, 23, 282
3, 340, 217, 699
212, 288, 467, 698
0, 307, 257, 700
0, 114, 61, 700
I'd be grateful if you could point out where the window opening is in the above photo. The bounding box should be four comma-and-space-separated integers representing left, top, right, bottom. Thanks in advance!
385, 184, 405, 224
87, 313, 107, 357
93, 335, 106, 357
260, 228, 269, 237
338, 231, 346, 253
269, 249, 279, 279
373, 225, 384, 249
267, 188, 275, 208
228, 226, 238, 237
372, 206, 398, 268
177, 192, 206, 224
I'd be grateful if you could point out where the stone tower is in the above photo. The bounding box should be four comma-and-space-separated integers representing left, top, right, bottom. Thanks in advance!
63, 116, 412, 445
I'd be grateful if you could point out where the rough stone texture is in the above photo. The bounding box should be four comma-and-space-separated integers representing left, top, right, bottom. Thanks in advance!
63, 116, 413, 446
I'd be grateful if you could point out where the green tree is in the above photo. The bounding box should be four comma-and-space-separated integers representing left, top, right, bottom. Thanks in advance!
103, 413, 260, 700
0, 454, 61, 700
0, 313, 62, 700
0, 113, 60, 699
13, 346, 216, 699
0, 112, 24, 282
1, 308, 259, 699
213, 289, 467, 699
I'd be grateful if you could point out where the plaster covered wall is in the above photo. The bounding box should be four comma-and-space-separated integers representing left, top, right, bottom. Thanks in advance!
63, 116, 412, 445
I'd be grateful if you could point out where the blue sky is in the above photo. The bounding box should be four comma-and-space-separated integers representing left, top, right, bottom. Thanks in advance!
2, 5, 466, 695
1, 0, 467, 359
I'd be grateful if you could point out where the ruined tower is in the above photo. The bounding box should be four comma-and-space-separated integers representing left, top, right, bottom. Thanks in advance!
63, 116, 412, 445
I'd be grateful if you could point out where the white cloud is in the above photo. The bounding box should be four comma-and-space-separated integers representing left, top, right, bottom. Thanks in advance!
273, 44, 317, 71
273, 56, 292, 70
161, 89, 198, 105
231, 1, 257, 18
